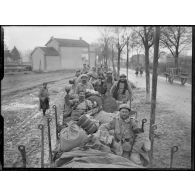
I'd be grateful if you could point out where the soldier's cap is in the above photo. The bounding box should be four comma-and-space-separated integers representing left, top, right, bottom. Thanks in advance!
120, 74, 126, 78
119, 104, 131, 111
43, 82, 47, 85
80, 74, 88, 78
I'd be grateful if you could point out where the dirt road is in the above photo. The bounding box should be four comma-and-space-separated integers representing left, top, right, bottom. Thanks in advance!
2, 71, 74, 168
121, 68, 192, 168
121, 68, 191, 122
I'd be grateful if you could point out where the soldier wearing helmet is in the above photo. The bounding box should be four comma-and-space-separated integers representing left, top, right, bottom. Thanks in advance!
97, 104, 150, 165
110, 74, 133, 103
75, 74, 94, 94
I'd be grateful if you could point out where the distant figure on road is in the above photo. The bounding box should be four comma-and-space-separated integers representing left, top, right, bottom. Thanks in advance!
39, 82, 50, 116
140, 66, 144, 76
135, 66, 139, 77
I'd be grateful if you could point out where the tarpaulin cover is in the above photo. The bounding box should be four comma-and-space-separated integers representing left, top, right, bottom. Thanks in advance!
54, 148, 144, 168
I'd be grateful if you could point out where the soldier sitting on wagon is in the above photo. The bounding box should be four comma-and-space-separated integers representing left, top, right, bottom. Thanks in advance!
81, 64, 89, 74
64, 89, 100, 123
110, 74, 133, 104
97, 66, 106, 80
104, 70, 115, 95
87, 67, 98, 86
75, 74, 94, 94
96, 104, 151, 166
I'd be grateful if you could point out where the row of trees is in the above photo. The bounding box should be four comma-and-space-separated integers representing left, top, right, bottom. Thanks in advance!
4, 43, 33, 63
95, 26, 192, 102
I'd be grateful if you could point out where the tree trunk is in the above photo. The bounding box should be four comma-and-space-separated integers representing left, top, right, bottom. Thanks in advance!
117, 49, 121, 77
149, 27, 160, 166
174, 56, 179, 72
145, 47, 150, 103
112, 45, 117, 80
137, 49, 140, 65
126, 42, 129, 79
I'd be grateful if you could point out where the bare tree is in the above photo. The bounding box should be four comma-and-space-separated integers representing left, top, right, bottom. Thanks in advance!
160, 26, 192, 70
111, 40, 117, 79
135, 27, 154, 102
149, 27, 160, 165
126, 36, 130, 78
112, 27, 127, 77
98, 27, 113, 68
124, 28, 137, 79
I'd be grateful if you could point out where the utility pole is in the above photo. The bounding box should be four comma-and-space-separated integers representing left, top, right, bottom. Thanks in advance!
149, 27, 160, 166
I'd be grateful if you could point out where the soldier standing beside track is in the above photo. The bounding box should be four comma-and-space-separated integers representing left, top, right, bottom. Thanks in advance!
38, 82, 50, 116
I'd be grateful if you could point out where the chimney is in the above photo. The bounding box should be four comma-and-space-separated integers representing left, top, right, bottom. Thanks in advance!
79, 37, 82, 40
51, 36, 54, 40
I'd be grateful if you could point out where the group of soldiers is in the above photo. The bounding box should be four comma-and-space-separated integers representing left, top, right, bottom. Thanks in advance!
38, 64, 150, 166
135, 66, 144, 76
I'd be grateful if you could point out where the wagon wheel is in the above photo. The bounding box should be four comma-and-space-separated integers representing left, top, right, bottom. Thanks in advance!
168, 76, 174, 84
181, 78, 187, 85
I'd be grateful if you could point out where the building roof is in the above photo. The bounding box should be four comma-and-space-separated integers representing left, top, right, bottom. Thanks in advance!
39, 47, 59, 56
46, 37, 89, 48
31, 47, 59, 56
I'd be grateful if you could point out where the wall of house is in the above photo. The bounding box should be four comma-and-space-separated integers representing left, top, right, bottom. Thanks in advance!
60, 47, 89, 69
45, 56, 61, 71
46, 39, 60, 52
89, 52, 96, 67
32, 48, 45, 71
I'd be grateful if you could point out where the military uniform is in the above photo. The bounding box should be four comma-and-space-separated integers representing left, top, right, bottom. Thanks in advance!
99, 115, 137, 150
64, 92, 93, 120
98, 104, 151, 165
110, 80, 132, 102
75, 82, 94, 94
38, 86, 49, 115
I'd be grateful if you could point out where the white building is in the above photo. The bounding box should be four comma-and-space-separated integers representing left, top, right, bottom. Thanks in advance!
31, 37, 90, 72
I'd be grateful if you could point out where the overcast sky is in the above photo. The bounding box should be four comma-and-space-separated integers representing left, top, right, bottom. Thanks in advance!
3, 26, 101, 52
3, 26, 192, 57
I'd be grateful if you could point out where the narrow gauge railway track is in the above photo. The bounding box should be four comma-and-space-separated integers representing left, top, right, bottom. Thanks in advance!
3, 75, 74, 131
4, 76, 74, 167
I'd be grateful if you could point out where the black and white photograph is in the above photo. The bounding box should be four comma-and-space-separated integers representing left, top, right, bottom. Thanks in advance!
0, 25, 193, 169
